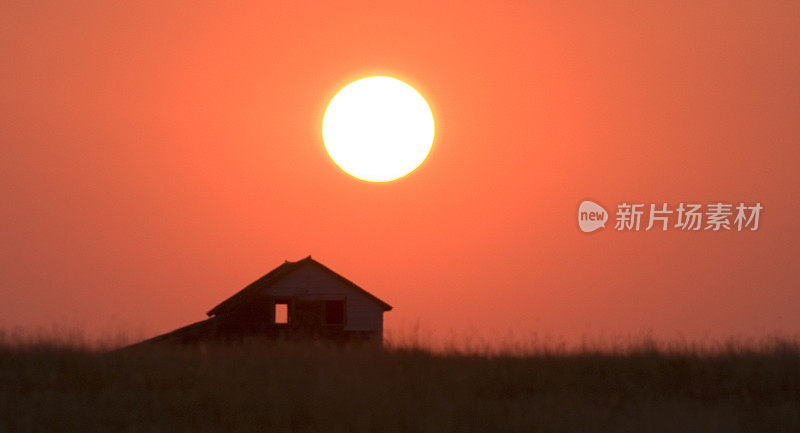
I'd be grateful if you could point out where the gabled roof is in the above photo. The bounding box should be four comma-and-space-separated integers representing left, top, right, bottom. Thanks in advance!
206, 256, 392, 316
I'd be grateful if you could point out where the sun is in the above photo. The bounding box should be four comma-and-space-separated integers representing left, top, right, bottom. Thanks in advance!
322, 76, 435, 182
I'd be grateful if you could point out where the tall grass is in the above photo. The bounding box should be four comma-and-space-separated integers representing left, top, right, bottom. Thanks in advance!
1, 331, 799, 432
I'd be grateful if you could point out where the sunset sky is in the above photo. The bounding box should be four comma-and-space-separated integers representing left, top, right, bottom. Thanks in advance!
2, 1, 799, 346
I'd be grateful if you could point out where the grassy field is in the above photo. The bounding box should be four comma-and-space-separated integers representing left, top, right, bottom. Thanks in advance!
1, 335, 799, 432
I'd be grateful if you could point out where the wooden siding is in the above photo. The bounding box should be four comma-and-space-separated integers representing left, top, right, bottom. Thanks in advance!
265, 262, 384, 331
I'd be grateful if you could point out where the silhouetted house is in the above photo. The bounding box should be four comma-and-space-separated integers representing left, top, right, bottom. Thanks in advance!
137, 256, 392, 345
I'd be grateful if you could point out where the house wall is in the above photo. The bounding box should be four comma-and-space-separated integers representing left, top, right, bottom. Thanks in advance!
264, 263, 385, 332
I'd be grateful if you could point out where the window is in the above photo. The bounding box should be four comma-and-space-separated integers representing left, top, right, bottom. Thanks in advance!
274, 302, 288, 324
325, 300, 344, 325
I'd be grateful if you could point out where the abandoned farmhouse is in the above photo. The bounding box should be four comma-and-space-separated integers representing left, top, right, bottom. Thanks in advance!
136, 256, 392, 345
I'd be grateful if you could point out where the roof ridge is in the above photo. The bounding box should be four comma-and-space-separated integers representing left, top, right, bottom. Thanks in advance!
206, 256, 392, 317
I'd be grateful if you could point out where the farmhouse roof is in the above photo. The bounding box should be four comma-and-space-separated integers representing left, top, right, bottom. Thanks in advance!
206, 256, 392, 316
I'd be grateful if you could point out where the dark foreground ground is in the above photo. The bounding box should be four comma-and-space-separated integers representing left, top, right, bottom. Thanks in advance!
1, 338, 799, 432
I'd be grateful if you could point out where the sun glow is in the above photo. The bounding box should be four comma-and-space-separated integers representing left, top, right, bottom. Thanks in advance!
322, 76, 435, 182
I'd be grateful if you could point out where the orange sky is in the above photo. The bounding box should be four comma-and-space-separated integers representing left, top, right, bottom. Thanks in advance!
2, 1, 799, 346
